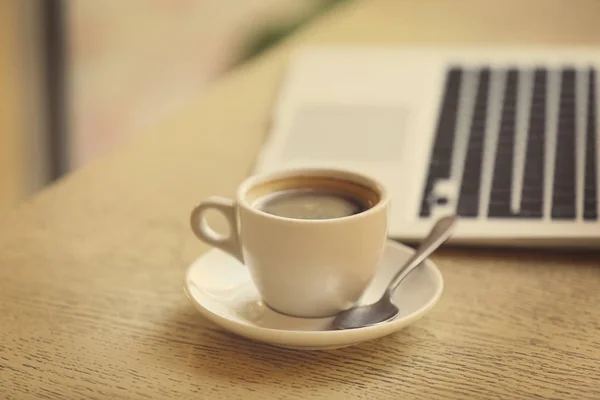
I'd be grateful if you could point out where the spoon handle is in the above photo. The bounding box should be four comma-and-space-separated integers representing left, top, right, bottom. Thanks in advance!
386, 215, 458, 296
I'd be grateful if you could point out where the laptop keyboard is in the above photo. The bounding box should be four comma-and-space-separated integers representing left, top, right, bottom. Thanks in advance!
420, 66, 598, 221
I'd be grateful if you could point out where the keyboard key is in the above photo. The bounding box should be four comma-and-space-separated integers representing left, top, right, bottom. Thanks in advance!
519, 68, 546, 218
584, 68, 598, 220
488, 69, 518, 218
551, 68, 577, 220
420, 67, 462, 217
457, 69, 490, 217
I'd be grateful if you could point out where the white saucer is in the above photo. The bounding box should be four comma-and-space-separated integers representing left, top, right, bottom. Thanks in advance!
184, 240, 443, 350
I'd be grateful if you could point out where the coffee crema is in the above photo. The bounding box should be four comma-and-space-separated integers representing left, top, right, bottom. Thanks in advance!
247, 176, 380, 220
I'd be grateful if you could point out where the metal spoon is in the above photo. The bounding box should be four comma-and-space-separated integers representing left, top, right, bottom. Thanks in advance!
331, 215, 458, 330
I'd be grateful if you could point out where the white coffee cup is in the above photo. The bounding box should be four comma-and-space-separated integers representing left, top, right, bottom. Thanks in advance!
190, 168, 389, 318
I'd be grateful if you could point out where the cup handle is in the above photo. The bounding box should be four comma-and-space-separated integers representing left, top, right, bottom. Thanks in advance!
190, 196, 243, 263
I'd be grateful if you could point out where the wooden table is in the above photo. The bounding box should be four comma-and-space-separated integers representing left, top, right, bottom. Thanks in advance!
3, 1, 600, 398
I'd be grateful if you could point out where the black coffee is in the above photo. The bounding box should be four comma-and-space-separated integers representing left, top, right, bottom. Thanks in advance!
255, 189, 368, 220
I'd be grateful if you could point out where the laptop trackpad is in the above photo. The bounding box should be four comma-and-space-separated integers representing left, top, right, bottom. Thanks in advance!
281, 105, 408, 162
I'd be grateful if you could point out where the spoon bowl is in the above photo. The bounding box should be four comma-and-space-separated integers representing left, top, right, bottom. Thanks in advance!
332, 296, 399, 330
331, 215, 457, 330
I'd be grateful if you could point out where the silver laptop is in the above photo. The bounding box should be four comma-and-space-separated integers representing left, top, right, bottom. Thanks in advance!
254, 46, 600, 248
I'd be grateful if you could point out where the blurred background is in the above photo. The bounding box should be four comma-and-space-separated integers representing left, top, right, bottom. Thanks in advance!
0, 0, 348, 214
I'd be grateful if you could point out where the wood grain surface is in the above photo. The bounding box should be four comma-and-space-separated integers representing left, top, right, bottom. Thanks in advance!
2, 0, 600, 398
